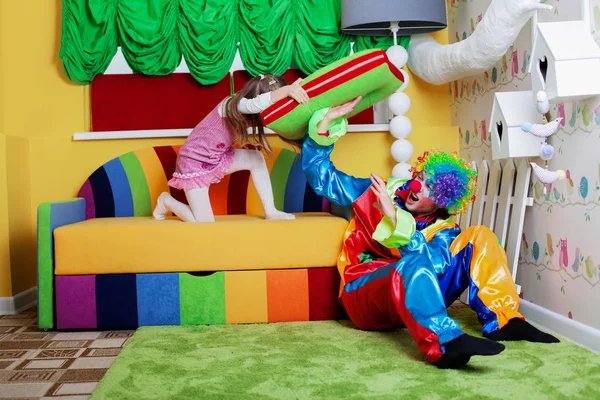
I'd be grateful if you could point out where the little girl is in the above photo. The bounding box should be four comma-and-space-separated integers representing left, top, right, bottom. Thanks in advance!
153, 74, 309, 222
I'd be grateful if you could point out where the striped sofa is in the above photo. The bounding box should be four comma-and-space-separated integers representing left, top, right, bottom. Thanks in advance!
38, 146, 350, 330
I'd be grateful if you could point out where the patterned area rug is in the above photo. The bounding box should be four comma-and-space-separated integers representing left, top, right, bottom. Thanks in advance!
0, 308, 132, 399
93, 307, 600, 400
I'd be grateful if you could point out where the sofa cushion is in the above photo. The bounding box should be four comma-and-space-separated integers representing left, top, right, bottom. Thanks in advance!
54, 213, 348, 275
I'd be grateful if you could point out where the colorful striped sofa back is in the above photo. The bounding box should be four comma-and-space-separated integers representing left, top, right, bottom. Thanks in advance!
77, 146, 334, 219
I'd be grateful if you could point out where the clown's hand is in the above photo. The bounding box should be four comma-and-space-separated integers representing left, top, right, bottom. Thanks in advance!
370, 173, 397, 226
309, 97, 362, 146
321, 96, 362, 123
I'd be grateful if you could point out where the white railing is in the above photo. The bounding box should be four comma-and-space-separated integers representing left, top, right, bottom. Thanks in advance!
455, 158, 534, 300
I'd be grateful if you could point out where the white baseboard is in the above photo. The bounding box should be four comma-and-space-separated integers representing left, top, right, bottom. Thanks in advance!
519, 299, 600, 354
0, 287, 37, 315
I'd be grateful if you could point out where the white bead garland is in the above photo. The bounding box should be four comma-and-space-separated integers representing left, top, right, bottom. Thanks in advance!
389, 116, 412, 139
391, 139, 414, 163
386, 45, 409, 70
388, 62, 412, 178
388, 92, 411, 116
392, 162, 413, 180
396, 69, 410, 93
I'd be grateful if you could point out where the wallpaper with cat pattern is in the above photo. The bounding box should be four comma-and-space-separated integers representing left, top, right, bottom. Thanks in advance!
449, 0, 600, 330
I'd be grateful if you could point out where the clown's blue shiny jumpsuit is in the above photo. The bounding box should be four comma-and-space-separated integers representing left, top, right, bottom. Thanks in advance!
302, 137, 523, 363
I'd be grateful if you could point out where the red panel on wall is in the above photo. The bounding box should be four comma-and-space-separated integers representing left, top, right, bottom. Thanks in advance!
232, 69, 307, 92
232, 70, 374, 125
91, 74, 231, 132
347, 108, 375, 124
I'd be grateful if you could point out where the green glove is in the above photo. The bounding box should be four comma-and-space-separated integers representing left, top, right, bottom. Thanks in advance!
308, 107, 348, 146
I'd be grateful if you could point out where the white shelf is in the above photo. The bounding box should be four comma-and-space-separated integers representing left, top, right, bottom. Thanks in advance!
73, 124, 390, 141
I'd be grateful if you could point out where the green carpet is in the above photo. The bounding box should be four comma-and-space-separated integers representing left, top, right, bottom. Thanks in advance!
92, 308, 600, 399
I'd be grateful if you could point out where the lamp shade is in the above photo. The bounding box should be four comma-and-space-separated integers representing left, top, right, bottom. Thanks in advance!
341, 0, 447, 36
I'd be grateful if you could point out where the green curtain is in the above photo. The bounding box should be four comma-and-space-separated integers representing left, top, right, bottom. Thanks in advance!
60, 0, 119, 84
238, 0, 295, 76
294, 0, 352, 73
354, 35, 411, 53
179, 1, 238, 84
117, 0, 181, 75
59, 0, 410, 85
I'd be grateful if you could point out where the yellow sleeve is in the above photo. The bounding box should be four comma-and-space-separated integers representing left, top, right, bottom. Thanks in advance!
372, 207, 416, 248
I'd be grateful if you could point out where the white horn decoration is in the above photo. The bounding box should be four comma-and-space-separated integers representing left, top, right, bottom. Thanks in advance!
407, 0, 553, 85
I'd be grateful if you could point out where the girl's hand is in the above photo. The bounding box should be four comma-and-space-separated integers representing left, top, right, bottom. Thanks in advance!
317, 96, 362, 133
370, 173, 397, 226
288, 79, 309, 104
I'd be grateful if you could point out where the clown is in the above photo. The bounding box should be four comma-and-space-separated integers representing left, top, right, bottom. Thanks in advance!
302, 98, 559, 369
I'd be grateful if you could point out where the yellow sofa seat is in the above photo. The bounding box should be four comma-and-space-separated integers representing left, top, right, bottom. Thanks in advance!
54, 213, 348, 276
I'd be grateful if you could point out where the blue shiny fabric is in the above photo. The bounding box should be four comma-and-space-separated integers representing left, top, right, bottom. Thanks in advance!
399, 228, 460, 275
301, 137, 371, 207
344, 264, 395, 293
344, 228, 501, 344
301, 134, 505, 348
438, 244, 499, 335
397, 229, 501, 338
394, 230, 463, 344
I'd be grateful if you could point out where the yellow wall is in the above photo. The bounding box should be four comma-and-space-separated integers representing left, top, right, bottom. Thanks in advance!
0, 0, 455, 297
0, 1, 4, 133
0, 0, 4, 132
0, 135, 12, 297
0, 3, 12, 297
2, 0, 86, 139
6, 136, 34, 294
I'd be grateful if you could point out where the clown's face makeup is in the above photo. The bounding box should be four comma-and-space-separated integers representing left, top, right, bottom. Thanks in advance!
404, 173, 439, 216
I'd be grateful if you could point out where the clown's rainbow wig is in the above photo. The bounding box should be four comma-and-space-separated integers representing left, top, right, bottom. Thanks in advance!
413, 151, 477, 215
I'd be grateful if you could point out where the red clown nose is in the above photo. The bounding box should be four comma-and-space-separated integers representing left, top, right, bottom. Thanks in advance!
409, 180, 422, 193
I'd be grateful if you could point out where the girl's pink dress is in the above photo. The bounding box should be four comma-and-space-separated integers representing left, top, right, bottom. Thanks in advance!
168, 103, 236, 191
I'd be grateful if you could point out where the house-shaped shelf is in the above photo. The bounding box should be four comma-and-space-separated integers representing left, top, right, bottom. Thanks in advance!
490, 91, 544, 160
530, 20, 600, 103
